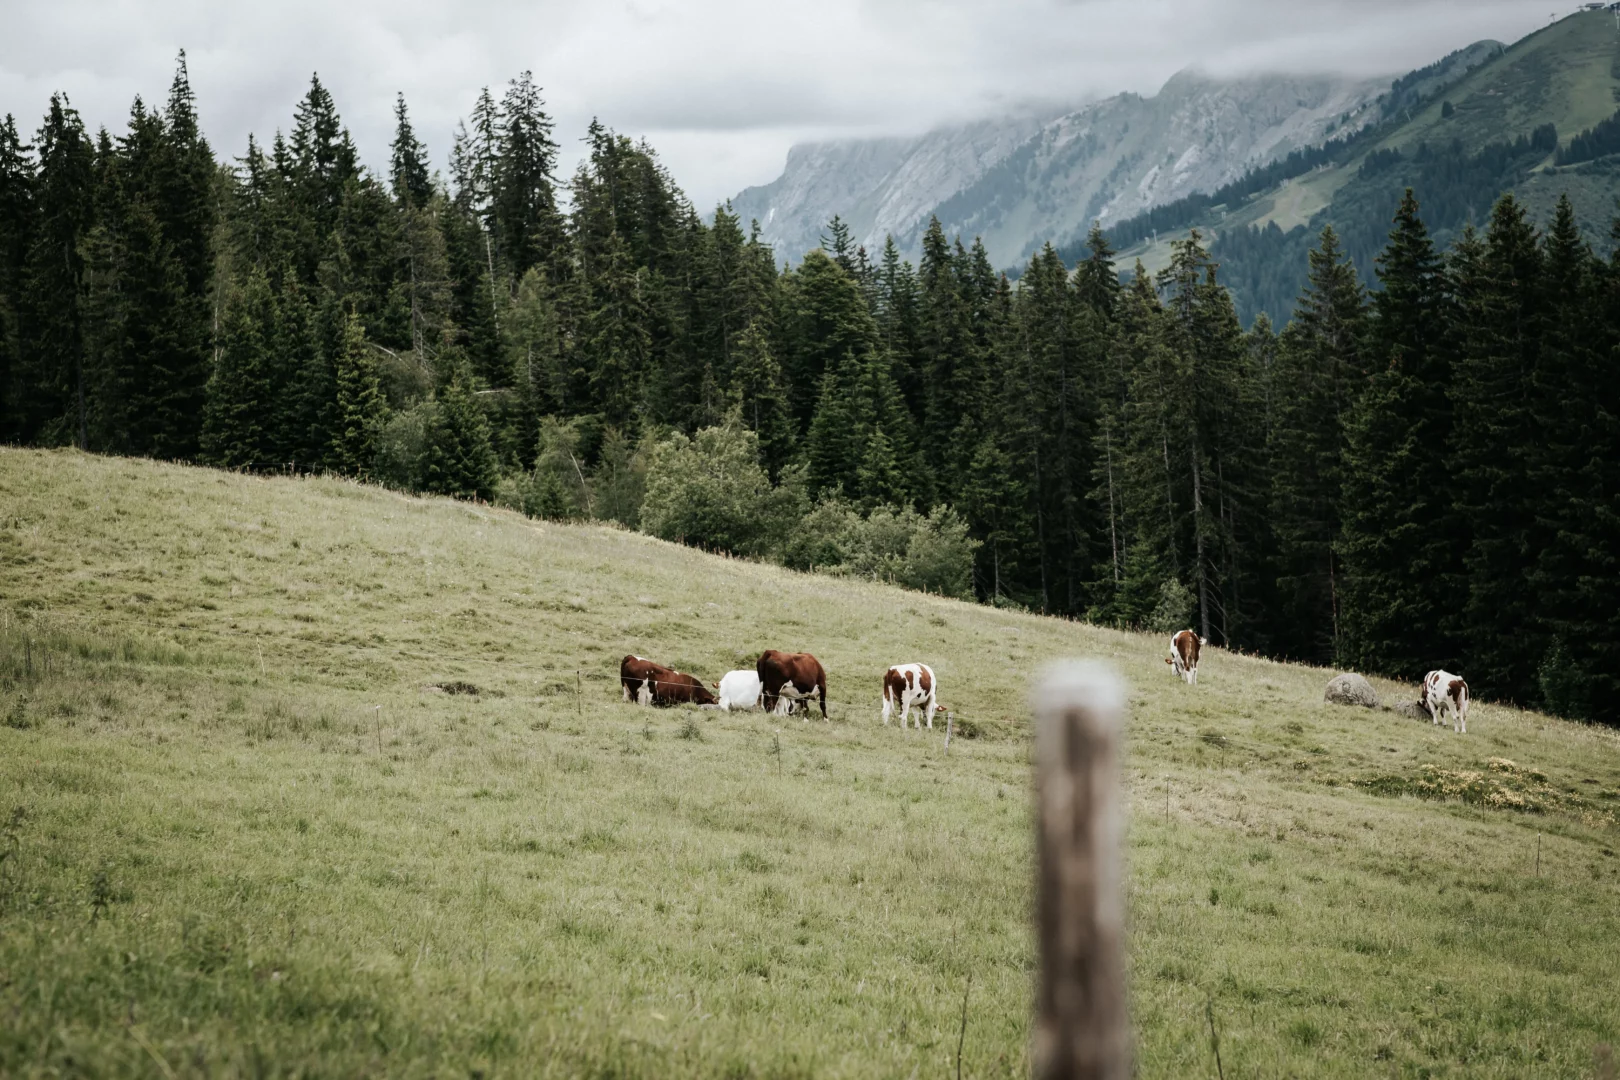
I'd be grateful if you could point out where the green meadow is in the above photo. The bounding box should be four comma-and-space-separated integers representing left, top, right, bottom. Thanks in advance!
1, 448, 1617, 1077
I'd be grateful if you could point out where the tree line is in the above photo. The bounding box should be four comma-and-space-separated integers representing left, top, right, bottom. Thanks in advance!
0, 62, 1615, 723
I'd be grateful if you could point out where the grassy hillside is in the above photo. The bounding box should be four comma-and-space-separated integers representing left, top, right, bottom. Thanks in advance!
1379, 12, 1619, 159
2, 449, 1618, 1077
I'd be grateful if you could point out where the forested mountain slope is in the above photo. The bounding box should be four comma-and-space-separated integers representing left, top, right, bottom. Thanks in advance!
731, 69, 1391, 269
1109, 10, 1620, 321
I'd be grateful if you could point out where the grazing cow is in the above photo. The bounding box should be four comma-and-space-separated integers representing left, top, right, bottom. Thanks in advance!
715, 669, 763, 712
757, 650, 827, 720
620, 655, 665, 706
882, 663, 939, 729
1421, 670, 1470, 733
620, 655, 718, 707
1164, 629, 1203, 685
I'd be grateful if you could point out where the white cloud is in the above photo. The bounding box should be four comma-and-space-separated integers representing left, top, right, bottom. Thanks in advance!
0, 0, 1557, 209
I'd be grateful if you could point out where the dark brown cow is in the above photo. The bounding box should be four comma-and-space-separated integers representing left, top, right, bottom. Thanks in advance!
1164, 629, 1202, 685
648, 669, 719, 707
620, 655, 718, 707
757, 650, 827, 719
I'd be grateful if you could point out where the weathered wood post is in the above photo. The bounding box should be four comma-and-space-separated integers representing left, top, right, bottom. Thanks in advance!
1033, 663, 1129, 1080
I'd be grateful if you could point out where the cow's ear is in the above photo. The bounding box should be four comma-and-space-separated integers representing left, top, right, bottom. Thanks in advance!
712, 682, 720, 689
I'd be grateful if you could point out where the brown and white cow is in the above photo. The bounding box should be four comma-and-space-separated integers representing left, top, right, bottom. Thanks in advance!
757, 650, 827, 720
1164, 629, 1203, 685
620, 655, 718, 707
621, 655, 665, 706
882, 663, 939, 729
1421, 670, 1470, 734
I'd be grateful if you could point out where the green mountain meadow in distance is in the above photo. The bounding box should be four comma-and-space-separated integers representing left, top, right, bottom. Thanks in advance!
3, 449, 1619, 1075
1108, 10, 1620, 321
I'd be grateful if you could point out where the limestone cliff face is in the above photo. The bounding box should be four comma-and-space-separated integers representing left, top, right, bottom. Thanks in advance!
731, 69, 1390, 269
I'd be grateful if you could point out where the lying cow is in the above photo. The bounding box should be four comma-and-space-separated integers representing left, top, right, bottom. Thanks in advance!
758, 650, 827, 719
619, 654, 718, 707
714, 669, 763, 712
1421, 670, 1470, 734
1165, 629, 1203, 685
882, 663, 939, 729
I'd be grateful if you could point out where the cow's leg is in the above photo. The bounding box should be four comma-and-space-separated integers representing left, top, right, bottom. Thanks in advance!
882, 692, 892, 726
621, 681, 631, 703
925, 696, 936, 729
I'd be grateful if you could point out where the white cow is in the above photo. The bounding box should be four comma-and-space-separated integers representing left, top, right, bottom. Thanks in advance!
882, 663, 939, 729
1421, 670, 1470, 734
715, 669, 763, 712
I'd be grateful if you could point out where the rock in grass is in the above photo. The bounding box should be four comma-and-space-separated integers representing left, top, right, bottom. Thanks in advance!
1324, 673, 1379, 709
1394, 699, 1429, 721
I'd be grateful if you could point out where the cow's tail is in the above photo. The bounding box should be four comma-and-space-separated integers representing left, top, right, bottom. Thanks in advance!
817, 670, 828, 719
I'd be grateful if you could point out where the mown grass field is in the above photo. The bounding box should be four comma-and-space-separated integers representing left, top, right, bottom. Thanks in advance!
1, 448, 1618, 1078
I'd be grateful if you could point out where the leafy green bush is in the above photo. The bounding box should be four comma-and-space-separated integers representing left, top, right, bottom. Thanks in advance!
1148, 578, 1195, 634
641, 421, 798, 557
505, 417, 593, 520
372, 402, 433, 491
814, 503, 979, 600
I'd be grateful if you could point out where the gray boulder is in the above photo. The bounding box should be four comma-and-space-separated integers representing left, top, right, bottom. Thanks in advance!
1393, 699, 1429, 721
1324, 673, 1379, 709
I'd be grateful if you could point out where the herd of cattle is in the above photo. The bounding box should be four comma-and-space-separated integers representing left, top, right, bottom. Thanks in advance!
619, 629, 1471, 734
619, 651, 946, 727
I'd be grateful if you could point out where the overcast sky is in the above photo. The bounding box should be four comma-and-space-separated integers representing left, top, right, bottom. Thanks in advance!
0, 0, 1560, 209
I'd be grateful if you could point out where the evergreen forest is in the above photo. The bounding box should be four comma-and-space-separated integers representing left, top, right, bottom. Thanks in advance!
1, 62, 1617, 725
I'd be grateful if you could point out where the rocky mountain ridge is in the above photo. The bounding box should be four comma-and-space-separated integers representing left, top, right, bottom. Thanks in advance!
731, 67, 1396, 268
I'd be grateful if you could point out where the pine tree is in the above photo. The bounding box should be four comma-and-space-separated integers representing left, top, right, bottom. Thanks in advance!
822, 215, 856, 274
781, 248, 878, 433
0, 114, 31, 441
1269, 226, 1368, 662
389, 94, 433, 209
1340, 190, 1462, 679
493, 71, 565, 283
201, 267, 277, 468
419, 348, 499, 500
1450, 194, 1546, 704
728, 317, 794, 476
328, 307, 386, 474
151, 51, 215, 458
1073, 222, 1122, 320
17, 95, 94, 446
916, 218, 970, 478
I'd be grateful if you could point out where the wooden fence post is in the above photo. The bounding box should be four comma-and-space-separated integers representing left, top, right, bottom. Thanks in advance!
1033, 662, 1129, 1080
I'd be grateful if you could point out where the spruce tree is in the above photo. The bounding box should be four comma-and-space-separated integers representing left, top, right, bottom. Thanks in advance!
1268, 226, 1368, 662
389, 93, 433, 209
493, 71, 565, 283
151, 51, 215, 457
201, 267, 277, 468
1340, 190, 1461, 679
1449, 194, 1546, 704
329, 308, 386, 475
17, 94, 94, 446
419, 348, 499, 500
0, 114, 31, 441
728, 317, 794, 476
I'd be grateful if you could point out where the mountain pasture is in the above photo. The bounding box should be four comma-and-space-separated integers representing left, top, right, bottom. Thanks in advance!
1, 449, 1618, 1077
